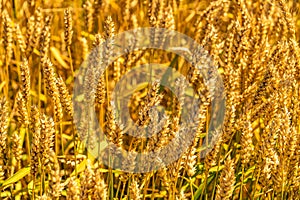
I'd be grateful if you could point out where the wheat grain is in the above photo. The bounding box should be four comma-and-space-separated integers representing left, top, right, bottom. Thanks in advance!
48, 149, 63, 198
92, 168, 108, 200
14, 24, 27, 53
56, 76, 73, 118
215, 156, 236, 200
42, 58, 63, 122
40, 113, 55, 165
83, 0, 94, 33
2, 10, 13, 63
64, 8, 73, 48
30, 106, 41, 178
67, 177, 80, 200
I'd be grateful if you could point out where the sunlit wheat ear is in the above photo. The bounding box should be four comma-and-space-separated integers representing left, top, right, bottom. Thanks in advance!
290, 135, 300, 197
123, 46, 145, 73
164, 6, 175, 30
204, 135, 223, 173
183, 147, 197, 177
168, 153, 186, 183
240, 120, 253, 168
272, 108, 297, 193
103, 16, 115, 65
130, 14, 139, 29
0, 96, 9, 140
277, 0, 296, 38
148, 0, 158, 27
0, 165, 4, 181
67, 177, 80, 200
83, 0, 94, 33
156, 166, 169, 189
157, 0, 165, 25
16, 91, 29, 126
2, 10, 13, 63
40, 114, 55, 165
88, 34, 105, 108
93, 33, 104, 47
20, 58, 30, 103
11, 131, 22, 168
64, 8, 73, 48
148, 0, 165, 47
84, 62, 98, 105
136, 81, 164, 126
215, 156, 236, 200
289, 39, 300, 81
256, 106, 279, 190
130, 176, 141, 200
260, 148, 279, 192
30, 106, 40, 178
289, 125, 300, 188
147, 116, 170, 151
152, 0, 166, 47
25, 16, 35, 52
252, 69, 272, 106
29, 7, 43, 51
92, 168, 108, 200
172, 77, 186, 120
48, 150, 63, 198
0, 97, 9, 180
34, 8, 43, 31
166, 162, 180, 192
254, 113, 279, 190
56, 76, 73, 118
15, 24, 27, 53
42, 58, 63, 122
40, 16, 52, 62
104, 102, 123, 146
80, 159, 94, 198
95, 74, 106, 106
193, 0, 220, 43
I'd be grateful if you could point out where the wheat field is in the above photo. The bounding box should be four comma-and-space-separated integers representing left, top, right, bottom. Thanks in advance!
0, 0, 300, 199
